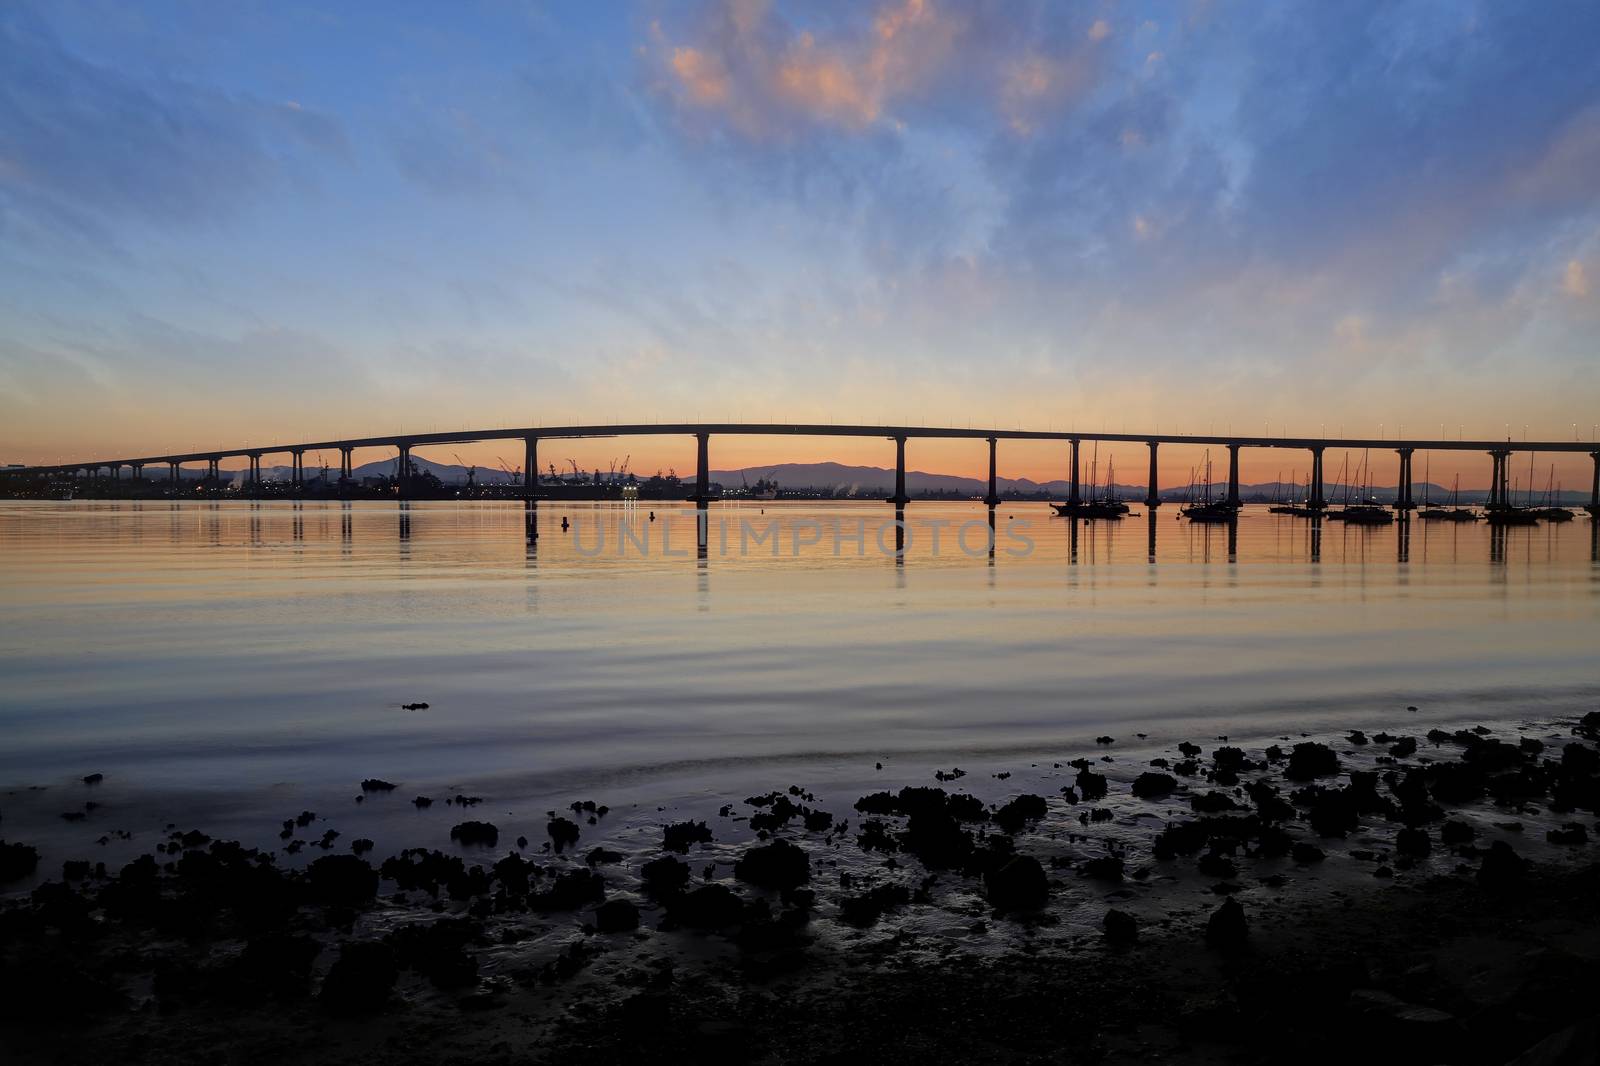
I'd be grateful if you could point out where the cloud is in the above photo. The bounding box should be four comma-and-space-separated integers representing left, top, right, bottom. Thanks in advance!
1565, 259, 1590, 298
648, 0, 1105, 142
0, 3, 346, 239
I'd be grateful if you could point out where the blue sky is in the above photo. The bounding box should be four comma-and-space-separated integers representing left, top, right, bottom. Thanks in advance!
2, 0, 1598, 476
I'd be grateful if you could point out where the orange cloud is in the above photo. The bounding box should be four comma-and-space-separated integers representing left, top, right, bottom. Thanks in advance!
671, 47, 731, 104
656, 0, 1097, 139
1564, 258, 1589, 298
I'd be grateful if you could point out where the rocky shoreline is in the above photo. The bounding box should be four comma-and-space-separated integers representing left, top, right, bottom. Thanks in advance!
3, 711, 1599, 1064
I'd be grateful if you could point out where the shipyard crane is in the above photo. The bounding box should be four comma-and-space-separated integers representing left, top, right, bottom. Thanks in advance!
494, 456, 516, 486
452, 452, 476, 490
567, 458, 581, 482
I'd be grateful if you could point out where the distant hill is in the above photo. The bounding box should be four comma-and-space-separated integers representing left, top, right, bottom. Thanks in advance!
188, 458, 1588, 505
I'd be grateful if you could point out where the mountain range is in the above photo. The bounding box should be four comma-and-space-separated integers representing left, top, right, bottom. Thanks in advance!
190, 459, 1588, 505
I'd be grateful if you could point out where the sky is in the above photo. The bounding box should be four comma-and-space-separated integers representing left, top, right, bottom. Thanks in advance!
2, 0, 1598, 485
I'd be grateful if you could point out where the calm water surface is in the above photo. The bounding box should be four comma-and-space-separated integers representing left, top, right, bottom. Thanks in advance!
1, 500, 1597, 867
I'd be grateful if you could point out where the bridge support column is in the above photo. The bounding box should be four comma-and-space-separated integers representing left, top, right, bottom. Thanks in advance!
291, 450, 304, 492
249, 454, 262, 494
1395, 448, 1414, 510
1310, 447, 1325, 510
131, 464, 143, 481
110, 464, 120, 480
396, 445, 411, 499
1226, 444, 1240, 508
890, 435, 909, 508
169, 462, 179, 484
1589, 452, 1599, 516
984, 437, 999, 507
1487, 449, 1511, 509
1068, 439, 1081, 506
687, 432, 712, 506
1145, 441, 1160, 509
340, 448, 352, 481
207, 458, 219, 483
523, 437, 539, 541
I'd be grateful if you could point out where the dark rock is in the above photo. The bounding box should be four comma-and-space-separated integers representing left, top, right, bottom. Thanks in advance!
662, 821, 713, 853
390, 919, 479, 988
1285, 742, 1340, 781
1076, 767, 1109, 800
1080, 855, 1124, 881
1389, 736, 1418, 758
531, 869, 605, 910
1191, 791, 1240, 813
903, 810, 975, 869
669, 884, 744, 928
320, 942, 397, 1015
1204, 897, 1248, 951
584, 846, 623, 866
450, 821, 499, 847
1396, 827, 1431, 856
82, 773, 104, 785
1547, 823, 1588, 846
1477, 840, 1529, 890
992, 794, 1048, 833
641, 855, 691, 896
593, 898, 640, 933
360, 779, 397, 792
546, 817, 581, 850
1178, 742, 1202, 757
734, 839, 810, 889
1197, 851, 1237, 879
984, 855, 1049, 911
1213, 747, 1248, 771
1103, 908, 1138, 944
1561, 743, 1599, 777
838, 883, 911, 926
0, 840, 40, 882
412, 796, 433, 808
306, 855, 378, 906
1291, 842, 1326, 864
1440, 820, 1476, 845
856, 819, 899, 852
1302, 787, 1361, 837
1131, 772, 1178, 799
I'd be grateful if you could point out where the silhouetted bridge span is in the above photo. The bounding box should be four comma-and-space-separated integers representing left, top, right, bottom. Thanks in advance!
9, 423, 1600, 517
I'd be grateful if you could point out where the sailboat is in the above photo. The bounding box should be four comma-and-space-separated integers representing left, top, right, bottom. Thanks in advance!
1420, 474, 1478, 521
1534, 465, 1574, 521
1077, 446, 1127, 519
1327, 451, 1392, 523
1268, 469, 1299, 514
1052, 444, 1127, 518
1181, 452, 1236, 522
1487, 453, 1539, 525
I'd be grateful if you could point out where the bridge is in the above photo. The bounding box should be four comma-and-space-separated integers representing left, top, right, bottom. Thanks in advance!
7, 422, 1599, 518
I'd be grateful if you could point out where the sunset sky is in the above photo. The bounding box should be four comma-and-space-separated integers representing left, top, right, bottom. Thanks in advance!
2, 1, 1598, 484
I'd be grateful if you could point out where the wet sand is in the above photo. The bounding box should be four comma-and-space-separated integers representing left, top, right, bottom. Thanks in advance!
3, 709, 1599, 1065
